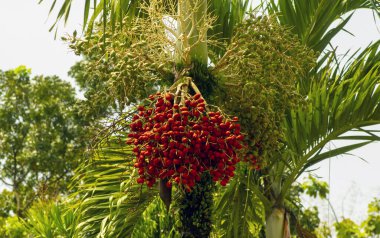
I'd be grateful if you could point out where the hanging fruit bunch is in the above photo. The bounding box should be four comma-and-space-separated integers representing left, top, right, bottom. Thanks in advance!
127, 77, 245, 191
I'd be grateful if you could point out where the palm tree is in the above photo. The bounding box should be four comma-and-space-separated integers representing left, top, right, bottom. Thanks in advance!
38, 0, 380, 237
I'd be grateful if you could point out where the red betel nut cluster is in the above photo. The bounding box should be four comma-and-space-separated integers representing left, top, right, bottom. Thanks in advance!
127, 92, 244, 191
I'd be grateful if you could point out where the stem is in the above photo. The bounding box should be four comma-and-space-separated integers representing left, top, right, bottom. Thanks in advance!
159, 178, 172, 211
177, 0, 208, 65
265, 208, 290, 238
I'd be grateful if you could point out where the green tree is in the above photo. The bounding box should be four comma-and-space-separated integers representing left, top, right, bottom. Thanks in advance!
363, 198, 380, 237
335, 219, 366, 238
38, 0, 380, 237
333, 198, 380, 238
0, 66, 86, 218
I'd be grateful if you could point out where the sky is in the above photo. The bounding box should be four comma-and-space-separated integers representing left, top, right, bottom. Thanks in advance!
0, 0, 380, 227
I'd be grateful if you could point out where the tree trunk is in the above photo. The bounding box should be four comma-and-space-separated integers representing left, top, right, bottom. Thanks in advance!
265, 208, 291, 238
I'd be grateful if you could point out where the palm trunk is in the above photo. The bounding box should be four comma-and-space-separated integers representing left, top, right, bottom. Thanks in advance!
264, 163, 291, 238
266, 208, 290, 238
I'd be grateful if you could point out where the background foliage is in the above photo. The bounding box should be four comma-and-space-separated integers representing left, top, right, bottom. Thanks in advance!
0, 66, 89, 219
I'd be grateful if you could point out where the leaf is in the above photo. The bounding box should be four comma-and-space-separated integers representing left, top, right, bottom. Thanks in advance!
70, 139, 157, 237
279, 41, 380, 202
267, 0, 380, 52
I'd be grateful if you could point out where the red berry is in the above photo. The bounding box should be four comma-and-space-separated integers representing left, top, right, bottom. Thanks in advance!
129, 92, 249, 191
220, 180, 227, 186
166, 181, 172, 188
137, 178, 145, 184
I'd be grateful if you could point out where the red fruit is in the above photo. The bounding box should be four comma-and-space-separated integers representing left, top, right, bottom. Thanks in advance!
153, 158, 160, 165
159, 171, 168, 179
132, 115, 139, 121
129, 92, 248, 191
137, 178, 145, 184
198, 107, 205, 112
166, 181, 172, 188
220, 180, 227, 186
177, 166, 185, 173
190, 100, 198, 107
195, 124, 202, 130
188, 179, 195, 187
190, 169, 198, 177
167, 170, 175, 176
193, 93, 201, 100
193, 110, 200, 117
165, 93, 173, 100
174, 113, 180, 119
139, 168, 145, 175
181, 111, 190, 116
198, 103, 205, 108
227, 166, 235, 172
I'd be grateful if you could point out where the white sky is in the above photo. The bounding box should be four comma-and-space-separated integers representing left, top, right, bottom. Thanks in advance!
0, 0, 380, 227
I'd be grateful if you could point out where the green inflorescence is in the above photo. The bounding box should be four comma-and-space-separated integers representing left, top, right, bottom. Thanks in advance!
173, 173, 215, 238
211, 15, 316, 162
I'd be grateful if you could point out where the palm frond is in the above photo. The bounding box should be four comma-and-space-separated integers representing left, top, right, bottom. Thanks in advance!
213, 169, 265, 238
23, 200, 81, 238
40, 0, 250, 45
279, 42, 380, 200
267, 0, 380, 52
208, 0, 251, 61
39, 0, 141, 34
71, 139, 157, 237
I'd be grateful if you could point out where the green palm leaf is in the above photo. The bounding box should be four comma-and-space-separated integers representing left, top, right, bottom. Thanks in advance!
39, 0, 249, 47
266, 0, 380, 52
213, 169, 266, 238
208, 0, 251, 61
71, 139, 157, 237
279, 42, 380, 201
23, 200, 81, 238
